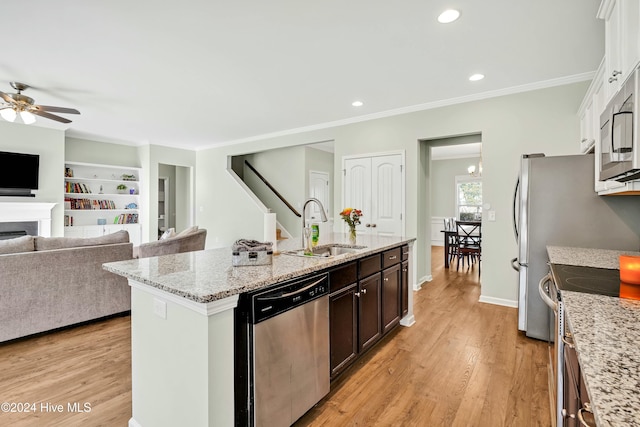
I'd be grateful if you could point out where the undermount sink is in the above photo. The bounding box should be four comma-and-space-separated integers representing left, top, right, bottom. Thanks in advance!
283, 244, 367, 258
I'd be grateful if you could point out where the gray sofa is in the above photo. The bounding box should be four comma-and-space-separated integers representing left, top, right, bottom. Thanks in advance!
0, 230, 133, 343
134, 227, 207, 258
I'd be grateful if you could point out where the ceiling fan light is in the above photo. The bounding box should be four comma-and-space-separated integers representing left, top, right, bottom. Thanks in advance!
20, 110, 36, 124
0, 107, 17, 122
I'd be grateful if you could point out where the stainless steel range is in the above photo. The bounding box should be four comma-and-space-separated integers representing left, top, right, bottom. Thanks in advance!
545, 264, 616, 427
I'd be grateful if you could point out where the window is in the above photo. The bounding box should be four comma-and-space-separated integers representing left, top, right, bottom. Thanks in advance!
455, 176, 482, 221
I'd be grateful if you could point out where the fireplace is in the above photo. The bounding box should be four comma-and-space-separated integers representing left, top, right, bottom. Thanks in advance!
0, 221, 39, 240
0, 203, 56, 238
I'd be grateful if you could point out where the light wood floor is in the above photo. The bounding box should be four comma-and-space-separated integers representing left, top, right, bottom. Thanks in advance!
0, 247, 550, 426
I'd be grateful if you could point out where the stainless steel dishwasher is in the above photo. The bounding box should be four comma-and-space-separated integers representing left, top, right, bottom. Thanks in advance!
235, 273, 330, 427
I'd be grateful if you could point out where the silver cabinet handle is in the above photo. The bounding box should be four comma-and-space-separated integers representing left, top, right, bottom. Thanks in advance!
612, 70, 622, 76
609, 76, 618, 83
361, 288, 367, 295
389, 255, 397, 260
365, 224, 371, 227
355, 291, 360, 297
538, 273, 557, 311
402, 268, 408, 272
384, 277, 389, 282
510, 257, 520, 272
371, 224, 377, 228
577, 402, 595, 427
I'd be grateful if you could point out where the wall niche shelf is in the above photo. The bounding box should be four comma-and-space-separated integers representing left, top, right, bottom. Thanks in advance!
64, 161, 143, 245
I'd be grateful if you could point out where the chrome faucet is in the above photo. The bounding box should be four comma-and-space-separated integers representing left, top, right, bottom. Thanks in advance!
301, 198, 328, 248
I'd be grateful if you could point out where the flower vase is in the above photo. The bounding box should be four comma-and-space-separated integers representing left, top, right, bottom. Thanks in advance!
349, 227, 357, 245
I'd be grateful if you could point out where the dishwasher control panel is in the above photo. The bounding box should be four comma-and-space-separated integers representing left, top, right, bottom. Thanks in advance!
250, 274, 329, 323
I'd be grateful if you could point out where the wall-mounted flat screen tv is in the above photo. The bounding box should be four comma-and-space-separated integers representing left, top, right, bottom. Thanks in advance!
0, 151, 39, 195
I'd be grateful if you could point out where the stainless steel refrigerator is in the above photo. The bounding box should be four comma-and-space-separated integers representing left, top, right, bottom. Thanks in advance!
512, 153, 640, 341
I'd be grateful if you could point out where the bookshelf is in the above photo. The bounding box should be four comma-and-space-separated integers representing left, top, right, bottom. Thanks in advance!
64, 161, 143, 245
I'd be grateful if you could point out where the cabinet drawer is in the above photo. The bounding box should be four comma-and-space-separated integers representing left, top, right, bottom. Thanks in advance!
359, 254, 381, 279
329, 261, 358, 293
382, 247, 402, 269
401, 245, 409, 261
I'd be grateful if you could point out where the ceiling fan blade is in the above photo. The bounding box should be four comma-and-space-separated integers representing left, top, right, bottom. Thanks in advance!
0, 91, 15, 104
34, 105, 80, 114
31, 109, 73, 124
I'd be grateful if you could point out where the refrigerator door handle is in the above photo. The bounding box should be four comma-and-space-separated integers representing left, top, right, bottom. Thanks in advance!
510, 257, 520, 272
512, 177, 520, 242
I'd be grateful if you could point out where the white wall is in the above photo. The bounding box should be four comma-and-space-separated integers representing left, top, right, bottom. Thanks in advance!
196, 81, 590, 305
0, 122, 65, 236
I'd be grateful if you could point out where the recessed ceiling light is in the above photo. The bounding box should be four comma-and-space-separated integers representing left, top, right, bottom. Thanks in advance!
469, 74, 485, 81
438, 9, 460, 24
352, 101, 364, 107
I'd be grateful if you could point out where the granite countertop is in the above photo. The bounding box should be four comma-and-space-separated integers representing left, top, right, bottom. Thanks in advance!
548, 245, 640, 426
103, 233, 415, 303
547, 245, 640, 269
561, 291, 640, 427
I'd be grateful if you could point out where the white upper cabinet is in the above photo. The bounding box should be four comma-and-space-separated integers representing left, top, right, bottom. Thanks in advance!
598, 0, 640, 103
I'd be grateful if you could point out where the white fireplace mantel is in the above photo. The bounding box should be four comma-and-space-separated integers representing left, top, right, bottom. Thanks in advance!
0, 202, 57, 237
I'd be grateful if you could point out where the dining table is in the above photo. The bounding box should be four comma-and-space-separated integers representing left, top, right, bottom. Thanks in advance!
441, 220, 481, 268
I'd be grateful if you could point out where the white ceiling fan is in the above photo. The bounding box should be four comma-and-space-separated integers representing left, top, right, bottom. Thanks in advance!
0, 82, 80, 124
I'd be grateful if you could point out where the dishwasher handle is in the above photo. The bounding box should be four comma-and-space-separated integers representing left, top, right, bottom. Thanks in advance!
257, 277, 326, 301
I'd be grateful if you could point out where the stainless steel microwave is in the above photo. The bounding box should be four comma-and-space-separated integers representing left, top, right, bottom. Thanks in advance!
599, 66, 640, 182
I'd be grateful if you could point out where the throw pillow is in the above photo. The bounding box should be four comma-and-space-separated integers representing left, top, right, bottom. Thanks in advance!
176, 225, 199, 237
0, 235, 35, 254
159, 228, 176, 240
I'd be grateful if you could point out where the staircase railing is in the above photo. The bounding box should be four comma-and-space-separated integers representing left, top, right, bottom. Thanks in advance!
244, 160, 301, 217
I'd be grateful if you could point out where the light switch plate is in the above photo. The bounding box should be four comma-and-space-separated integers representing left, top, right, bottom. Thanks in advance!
153, 298, 167, 319
487, 210, 496, 221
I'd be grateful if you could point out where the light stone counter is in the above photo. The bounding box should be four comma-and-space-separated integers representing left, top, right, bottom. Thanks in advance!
103, 233, 416, 303
561, 291, 640, 427
547, 245, 640, 270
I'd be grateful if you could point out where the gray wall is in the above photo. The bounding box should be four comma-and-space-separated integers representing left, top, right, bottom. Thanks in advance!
431, 156, 481, 218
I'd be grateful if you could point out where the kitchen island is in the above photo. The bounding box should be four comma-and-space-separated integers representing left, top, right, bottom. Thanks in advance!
548, 246, 640, 427
103, 233, 416, 427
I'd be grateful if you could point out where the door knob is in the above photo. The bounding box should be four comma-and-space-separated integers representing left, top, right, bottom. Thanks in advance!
371, 224, 377, 228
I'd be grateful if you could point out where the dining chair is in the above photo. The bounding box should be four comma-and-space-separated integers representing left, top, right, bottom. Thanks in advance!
456, 221, 481, 276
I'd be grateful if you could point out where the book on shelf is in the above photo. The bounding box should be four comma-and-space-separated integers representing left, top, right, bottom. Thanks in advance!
114, 213, 139, 224
64, 215, 73, 226
68, 197, 116, 210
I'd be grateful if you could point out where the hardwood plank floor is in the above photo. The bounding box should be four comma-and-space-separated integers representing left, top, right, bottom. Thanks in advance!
295, 246, 551, 427
0, 247, 550, 426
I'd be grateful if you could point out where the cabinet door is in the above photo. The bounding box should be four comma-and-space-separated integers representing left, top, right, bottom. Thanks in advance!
401, 260, 409, 317
358, 273, 382, 353
381, 264, 401, 335
329, 284, 358, 378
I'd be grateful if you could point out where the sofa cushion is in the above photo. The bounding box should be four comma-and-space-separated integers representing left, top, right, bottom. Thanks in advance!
0, 235, 35, 254
176, 225, 199, 237
34, 230, 130, 251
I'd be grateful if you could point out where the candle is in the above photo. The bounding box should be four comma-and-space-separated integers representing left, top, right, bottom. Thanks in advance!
619, 255, 640, 285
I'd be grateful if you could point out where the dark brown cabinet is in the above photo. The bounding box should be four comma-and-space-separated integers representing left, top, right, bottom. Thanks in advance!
359, 272, 382, 352
562, 332, 596, 427
401, 259, 409, 317
329, 245, 409, 380
381, 263, 401, 334
329, 284, 358, 378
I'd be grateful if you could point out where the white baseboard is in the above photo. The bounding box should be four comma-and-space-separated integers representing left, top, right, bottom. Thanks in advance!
415, 275, 432, 291
400, 314, 416, 327
129, 418, 142, 427
478, 295, 518, 308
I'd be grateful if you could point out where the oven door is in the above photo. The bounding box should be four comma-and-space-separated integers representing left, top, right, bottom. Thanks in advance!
539, 272, 560, 426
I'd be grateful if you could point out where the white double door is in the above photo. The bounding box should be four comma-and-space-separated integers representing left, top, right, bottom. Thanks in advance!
343, 153, 404, 237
